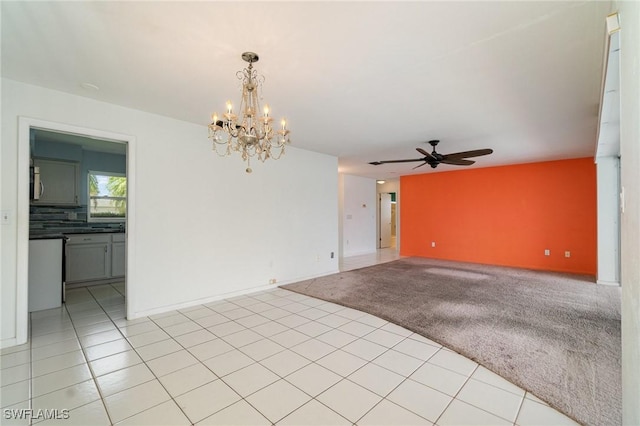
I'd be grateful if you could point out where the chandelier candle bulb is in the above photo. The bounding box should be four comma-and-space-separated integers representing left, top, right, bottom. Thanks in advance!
226, 101, 233, 114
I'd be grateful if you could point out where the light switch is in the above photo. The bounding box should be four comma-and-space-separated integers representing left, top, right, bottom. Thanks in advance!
1, 210, 11, 225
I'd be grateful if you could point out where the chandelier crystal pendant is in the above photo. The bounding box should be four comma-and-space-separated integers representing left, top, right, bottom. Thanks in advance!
208, 52, 291, 173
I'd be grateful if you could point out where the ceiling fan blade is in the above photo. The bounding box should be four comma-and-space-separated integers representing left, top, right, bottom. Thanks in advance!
440, 158, 475, 166
416, 148, 436, 161
443, 148, 493, 159
369, 158, 425, 165
412, 161, 429, 170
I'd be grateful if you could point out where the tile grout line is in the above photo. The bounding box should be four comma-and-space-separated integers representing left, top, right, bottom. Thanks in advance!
512, 391, 528, 426
94, 283, 196, 425
349, 334, 442, 425
432, 363, 479, 426
127, 289, 319, 423
28, 289, 116, 425
432, 361, 526, 426
39, 281, 544, 426
286, 292, 533, 424
28, 288, 354, 424
41, 291, 384, 422
200, 293, 384, 424
267, 302, 426, 425
158, 292, 331, 424
68, 285, 118, 426
209, 294, 334, 424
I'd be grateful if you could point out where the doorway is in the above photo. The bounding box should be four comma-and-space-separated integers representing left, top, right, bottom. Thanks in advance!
379, 192, 397, 249
15, 117, 136, 345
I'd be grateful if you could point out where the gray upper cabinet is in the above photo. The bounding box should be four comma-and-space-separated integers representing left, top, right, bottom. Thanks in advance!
33, 158, 79, 206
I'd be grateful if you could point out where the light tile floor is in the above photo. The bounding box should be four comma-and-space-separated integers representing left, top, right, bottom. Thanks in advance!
1, 251, 580, 425
340, 248, 403, 272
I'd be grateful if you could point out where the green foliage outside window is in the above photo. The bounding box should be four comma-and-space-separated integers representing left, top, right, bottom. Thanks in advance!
88, 171, 126, 221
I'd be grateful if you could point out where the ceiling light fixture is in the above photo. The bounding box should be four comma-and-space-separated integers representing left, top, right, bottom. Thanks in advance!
377, 180, 386, 184
208, 52, 291, 173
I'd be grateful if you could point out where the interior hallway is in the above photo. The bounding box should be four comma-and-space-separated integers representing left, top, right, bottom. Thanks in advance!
340, 248, 402, 272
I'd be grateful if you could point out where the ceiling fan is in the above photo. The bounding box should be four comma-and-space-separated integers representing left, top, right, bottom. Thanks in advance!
369, 140, 493, 169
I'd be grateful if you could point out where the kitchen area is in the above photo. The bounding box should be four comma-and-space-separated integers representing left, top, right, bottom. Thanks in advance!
28, 128, 127, 313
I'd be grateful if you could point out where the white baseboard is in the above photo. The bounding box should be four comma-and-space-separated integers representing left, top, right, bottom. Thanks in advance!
344, 249, 377, 257
275, 269, 339, 287
596, 280, 620, 286
1, 337, 19, 350
129, 269, 339, 320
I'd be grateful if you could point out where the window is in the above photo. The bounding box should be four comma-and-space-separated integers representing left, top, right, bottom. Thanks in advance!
88, 171, 126, 222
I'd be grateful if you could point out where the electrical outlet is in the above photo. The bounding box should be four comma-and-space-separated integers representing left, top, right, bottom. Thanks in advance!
565, 251, 571, 258
269, 278, 277, 284
544, 249, 550, 256
431, 242, 436, 248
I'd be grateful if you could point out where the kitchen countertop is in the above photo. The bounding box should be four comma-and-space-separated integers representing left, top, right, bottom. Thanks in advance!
29, 227, 125, 240
29, 233, 67, 240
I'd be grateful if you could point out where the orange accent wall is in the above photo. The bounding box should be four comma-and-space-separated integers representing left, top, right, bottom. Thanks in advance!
400, 158, 597, 275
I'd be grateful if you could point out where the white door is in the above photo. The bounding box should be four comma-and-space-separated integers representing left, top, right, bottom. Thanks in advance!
379, 193, 392, 248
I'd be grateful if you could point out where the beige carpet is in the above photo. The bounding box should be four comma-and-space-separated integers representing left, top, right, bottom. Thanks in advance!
282, 257, 621, 426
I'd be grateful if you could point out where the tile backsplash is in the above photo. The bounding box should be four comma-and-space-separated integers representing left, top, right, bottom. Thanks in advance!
30, 205, 87, 221
30, 205, 125, 232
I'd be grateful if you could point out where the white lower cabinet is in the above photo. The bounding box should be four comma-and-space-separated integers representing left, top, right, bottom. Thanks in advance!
111, 234, 126, 278
66, 233, 125, 284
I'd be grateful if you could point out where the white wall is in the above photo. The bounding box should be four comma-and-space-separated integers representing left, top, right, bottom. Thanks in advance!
596, 156, 620, 285
617, 1, 640, 424
1, 79, 339, 346
339, 174, 376, 257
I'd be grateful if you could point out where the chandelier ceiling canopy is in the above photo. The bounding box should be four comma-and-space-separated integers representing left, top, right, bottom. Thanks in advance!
208, 52, 290, 173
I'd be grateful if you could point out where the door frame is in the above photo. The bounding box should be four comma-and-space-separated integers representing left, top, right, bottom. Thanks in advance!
376, 190, 398, 250
378, 193, 392, 248
15, 117, 136, 344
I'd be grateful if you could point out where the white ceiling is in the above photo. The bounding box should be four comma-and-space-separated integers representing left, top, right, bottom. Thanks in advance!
1, 1, 612, 178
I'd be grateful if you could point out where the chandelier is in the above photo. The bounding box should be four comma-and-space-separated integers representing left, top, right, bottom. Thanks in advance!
208, 52, 291, 173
